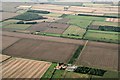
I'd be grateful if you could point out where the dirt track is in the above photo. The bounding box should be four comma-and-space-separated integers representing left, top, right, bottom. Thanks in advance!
2, 31, 85, 45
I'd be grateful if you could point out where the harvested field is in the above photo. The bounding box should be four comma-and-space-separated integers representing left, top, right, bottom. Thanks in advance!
2, 57, 51, 78
3, 39, 79, 63
1, 12, 19, 21
106, 18, 120, 23
92, 21, 118, 27
69, 6, 94, 13
75, 41, 118, 70
0, 54, 11, 62
32, 4, 64, 11
3, 24, 31, 30
2, 31, 86, 45
2, 36, 21, 50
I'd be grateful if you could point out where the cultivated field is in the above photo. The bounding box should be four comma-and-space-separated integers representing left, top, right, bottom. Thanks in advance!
1, 12, 19, 21
3, 38, 78, 63
92, 21, 119, 27
2, 36, 21, 50
1, 19, 21, 26
62, 25, 86, 38
0, 54, 11, 62
3, 24, 31, 30
55, 18, 70, 23
75, 41, 118, 70
27, 22, 69, 34
84, 30, 119, 43
106, 18, 120, 23
2, 57, 51, 78
2, 31, 86, 45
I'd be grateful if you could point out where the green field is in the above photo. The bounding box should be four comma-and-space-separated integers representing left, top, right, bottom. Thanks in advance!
52, 70, 66, 78
41, 63, 57, 79
65, 71, 90, 78
92, 21, 119, 27
62, 15, 105, 21
1, 19, 20, 26
68, 19, 91, 28
62, 25, 86, 39
92, 71, 118, 79
84, 30, 119, 43
3, 24, 31, 30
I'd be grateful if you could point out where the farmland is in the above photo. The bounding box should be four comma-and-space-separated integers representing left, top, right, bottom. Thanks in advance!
3, 24, 31, 30
2, 57, 51, 78
3, 38, 78, 63
1, 2, 119, 79
84, 30, 119, 43
2, 36, 21, 50
75, 41, 118, 71
91, 21, 119, 27
62, 25, 86, 39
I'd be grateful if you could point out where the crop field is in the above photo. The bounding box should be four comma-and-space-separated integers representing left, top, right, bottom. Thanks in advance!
2, 57, 51, 78
0, 54, 11, 62
3, 38, 78, 63
2, 31, 86, 45
1, 19, 21, 27
84, 30, 119, 43
39, 13, 62, 18
62, 14, 105, 21
106, 18, 120, 23
62, 25, 86, 39
3, 24, 31, 30
65, 71, 90, 78
2, 36, 21, 50
1, 12, 19, 21
55, 18, 70, 23
75, 41, 118, 70
27, 22, 69, 34
69, 6, 94, 13
92, 21, 119, 27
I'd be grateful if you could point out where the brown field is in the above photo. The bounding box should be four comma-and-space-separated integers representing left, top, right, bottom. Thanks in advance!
2, 31, 85, 45
0, 54, 11, 62
2, 57, 51, 78
3, 39, 78, 63
27, 22, 50, 32
106, 18, 120, 23
27, 22, 69, 34
44, 28, 65, 34
2, 36, 21, 50
1, 12, 19, 21
75, 41, 118, 71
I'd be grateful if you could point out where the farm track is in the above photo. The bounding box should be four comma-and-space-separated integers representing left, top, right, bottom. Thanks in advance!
2, 31, 86, 45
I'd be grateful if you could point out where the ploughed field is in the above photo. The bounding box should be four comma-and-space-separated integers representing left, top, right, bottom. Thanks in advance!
75, 41, 118, 71
2, 36, 21, 50
3, 38, 78, 63
27, 22, 69, 34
